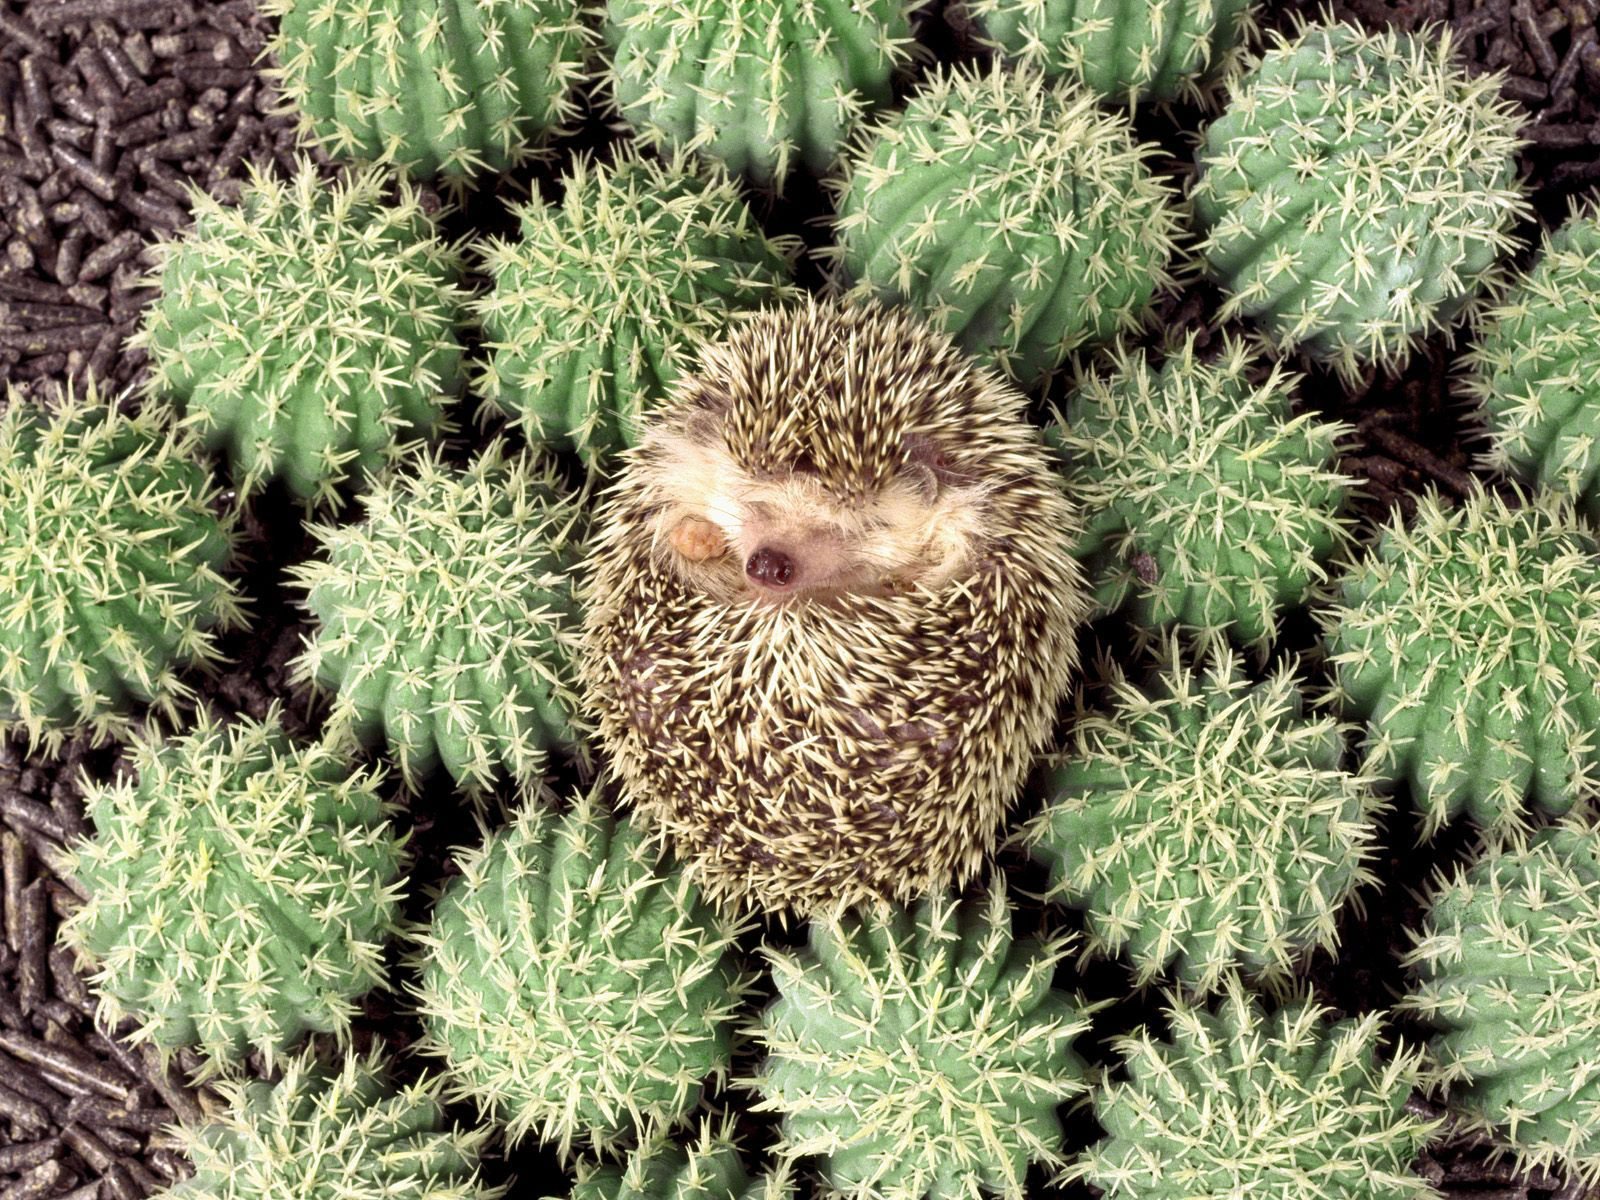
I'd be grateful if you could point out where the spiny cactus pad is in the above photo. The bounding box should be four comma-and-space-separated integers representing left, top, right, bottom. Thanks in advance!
1192, 20, 1527, 380
1019, 647, 1379, 995
264, 0, 591, 183
164, 1049, 495, 1200
413, 788, 752, 1158
968, 0, 1258, 104
474, 154, 797, 465
602, 0, 917, 187
289, 439, 588, 795
58, 707, 404, 1072
561, 1119, 791, 1200
1402, 819, 1600, 1185
1051, 334, 1353, 652
1463, 205, 1600, 521
1318, 488, 1600, 837
132, 161, 467, 507
833, 63, 1180, 387
0, 388, 243, 753
1070, 982, 1440, 1199
748, 888, 1091, 1200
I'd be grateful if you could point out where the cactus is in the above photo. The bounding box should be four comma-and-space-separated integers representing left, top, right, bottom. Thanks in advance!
474, 154, 798, 465
264, 0, 591, 185
747, 888, 1092, 1200
1191, 20, 1528, 380
1069, 981, 1441, 1199
288, 439, 588, 796
412, 787, 752, 1159
562, 1119, 791, 1200
58, 706, 404, 1074
1402, 818, 1600, 1186
1018, 645, 1379, 995
1462, 204, 1600, 521
602, 0, 917, 188
1050, 333, 1354, 653
832, 63, 1180, 387
967, 0, 1259, 105
1317, 487, 1600, 837
131, 161, 468, 508
163, 1048, 496, 1200
0, 386, 243, 754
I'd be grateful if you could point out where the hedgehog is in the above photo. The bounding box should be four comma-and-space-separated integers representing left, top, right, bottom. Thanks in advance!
581, 298, 1088, 914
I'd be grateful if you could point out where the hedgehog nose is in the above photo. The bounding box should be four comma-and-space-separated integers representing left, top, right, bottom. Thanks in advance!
746, 546, 796, 589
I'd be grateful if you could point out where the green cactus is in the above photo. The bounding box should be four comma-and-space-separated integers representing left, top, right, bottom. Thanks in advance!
1462, 204, 1600, 522
264, 0, 592, 185
1050, 333, 1354, 653
602, 0, 917, 187
474, 153, 798, 465
163, 1049, 496, 1200
1317, 487, 1600, 837
1069, 981, 1441, 1199
966, 0, 1259, 105
412, 787, 752, 1159
131, 160, 468, 508
58, 706, 405, 1074
288, 439, 588, 796
747, 888, 1092, 1200
1018, 644, 1379, 995
832, 63, 1180, 387
1191, 20, 1528, 380
561, 1119, 791, 1200
1402, 818, 1600, 1186
0, 386, 244, 754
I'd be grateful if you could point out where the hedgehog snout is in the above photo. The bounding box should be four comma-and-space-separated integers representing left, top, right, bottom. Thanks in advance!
746, 545, 798, 591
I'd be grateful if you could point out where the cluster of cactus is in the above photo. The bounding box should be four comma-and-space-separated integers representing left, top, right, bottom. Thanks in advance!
289, 439, 589, 795
1051, 334, 1353, 652
565, 1120, 790, 1200
58, 707, 405, 1073
132, 161, 467, 507
0, 387, 243, 752
474, 153, 798, 465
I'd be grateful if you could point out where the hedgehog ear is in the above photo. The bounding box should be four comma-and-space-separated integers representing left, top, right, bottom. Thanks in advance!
901, 433, 965, 486
681, 404, 725, 445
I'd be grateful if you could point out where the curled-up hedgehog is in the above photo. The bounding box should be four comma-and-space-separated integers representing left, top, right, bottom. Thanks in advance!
582, 298, 1087, 914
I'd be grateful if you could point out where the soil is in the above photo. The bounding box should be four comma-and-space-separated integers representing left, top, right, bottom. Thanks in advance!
2, 0, 1599, 1198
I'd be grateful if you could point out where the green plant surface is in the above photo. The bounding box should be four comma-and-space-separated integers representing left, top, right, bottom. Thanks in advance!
1317, 487, 1600, 837
474, 153, 798, 466
58, 706, 405, 1075
832, 62, 1180, 388
0, 386, 243, 753
602, 0, 917, 187
131, 160, 468, 508
289, 439, 588, 796
747, 888, 1092, 1200
1019, 643, 1379, 994
1051, 333, 1353, 653
1192, 19, 1528, 380
412, 787, 753, 1159
1070, 981, 1441, 1199
559, 1119, 791, 1200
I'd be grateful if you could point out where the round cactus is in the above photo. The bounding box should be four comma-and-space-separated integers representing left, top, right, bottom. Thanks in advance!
288, 439, 588, 796
0, 387, 243, 753
131, 160, 468, 507
163, 1049, 494, 1200
1070, 981, 1440, 1199
1051, 333, 1354, 652
1018, 645, 1380, 995
264, 0, 591, 184
966, 0, 1259, 105
602, 0, 917, 187
474, 154, 798, 465
1317, 487, 1600, 837
562, 1119, 792, 1200
58, 706, 404, 1073
1462, 204, 1600, 521
1191, 20, 1528, 380
413, 788, 752, 1158
747, 888, 1092, 1200
1402, 818, 1600, 1185
833, 63, 1180, 387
